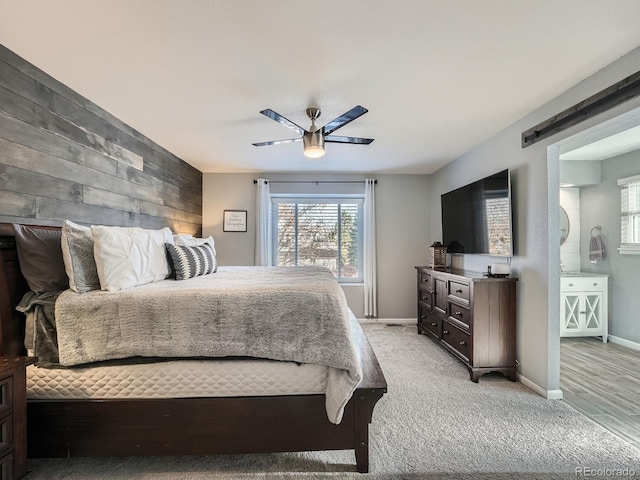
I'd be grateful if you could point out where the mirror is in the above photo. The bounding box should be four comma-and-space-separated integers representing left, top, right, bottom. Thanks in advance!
560, 206, 570, 245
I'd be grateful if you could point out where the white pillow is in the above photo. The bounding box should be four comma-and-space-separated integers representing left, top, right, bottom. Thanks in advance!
91, 226, 174, 292
174, 235, 216, 255
172, 234, 193, 243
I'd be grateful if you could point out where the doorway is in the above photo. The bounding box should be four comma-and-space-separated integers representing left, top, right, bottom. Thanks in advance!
548, 106, 640, 449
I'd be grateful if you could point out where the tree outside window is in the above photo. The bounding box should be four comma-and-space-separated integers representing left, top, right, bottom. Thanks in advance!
272, 198, 363, 281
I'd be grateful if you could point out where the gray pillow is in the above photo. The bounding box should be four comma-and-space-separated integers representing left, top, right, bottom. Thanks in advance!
13, 224, 69, 294
166, 243, 217, 280
61, 220, 101, 293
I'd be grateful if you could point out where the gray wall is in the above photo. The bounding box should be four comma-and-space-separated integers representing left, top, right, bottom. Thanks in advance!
560, 160, 601, 186
429, 46, 640, 394
0, 45, 202, 233
202, 172, 430, 318
202, 173, 256, 266
580, 151, 640, 344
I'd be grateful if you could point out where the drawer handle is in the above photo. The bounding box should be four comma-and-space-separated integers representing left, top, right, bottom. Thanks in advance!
459, 341, 466, 346
593, 283, 598, 286
421, 296, 428, 301
569, 283, 574, 287
454, 311, 463, 317
422, 278, 429, 282
455, 289, 463, 294
420, 315, 426, 320
431, 322, 437, 327
579, 311, 586, 314
443, 330, 449, 335
426, 290, 433, 294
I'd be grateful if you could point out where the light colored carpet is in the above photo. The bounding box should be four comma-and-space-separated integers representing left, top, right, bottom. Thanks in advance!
26, 323, 640, 479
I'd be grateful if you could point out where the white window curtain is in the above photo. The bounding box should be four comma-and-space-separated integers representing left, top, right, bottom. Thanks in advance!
364, 178, 377, 317
255, 178, 271, 265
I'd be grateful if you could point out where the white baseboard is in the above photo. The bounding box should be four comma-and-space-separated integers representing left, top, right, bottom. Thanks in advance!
358, 318, 415, 325
608, 335, 640, 351
518, 373, 564, 400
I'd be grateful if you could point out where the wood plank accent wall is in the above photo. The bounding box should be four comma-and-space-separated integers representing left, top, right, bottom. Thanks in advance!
0, 44, 202, 235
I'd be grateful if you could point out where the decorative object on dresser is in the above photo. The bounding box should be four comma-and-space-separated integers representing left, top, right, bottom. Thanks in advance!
560, 273, 608, 343
489, 262, 511, 277
427, 242, 447, 270
415, 266, 517, 382
0, 357, 36, 480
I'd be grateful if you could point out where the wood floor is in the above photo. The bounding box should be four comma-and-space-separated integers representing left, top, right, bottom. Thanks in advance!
561, 337, 640, 451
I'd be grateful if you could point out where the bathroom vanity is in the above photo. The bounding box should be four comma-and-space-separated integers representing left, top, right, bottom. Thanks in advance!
560, 273, 608, 343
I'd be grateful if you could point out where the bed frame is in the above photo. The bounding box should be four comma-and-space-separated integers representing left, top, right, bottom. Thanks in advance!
0, 223, 387, 473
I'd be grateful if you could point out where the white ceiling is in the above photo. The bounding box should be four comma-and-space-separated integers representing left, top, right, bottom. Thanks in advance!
2, 0, 640, 174
560, 124, 640, 161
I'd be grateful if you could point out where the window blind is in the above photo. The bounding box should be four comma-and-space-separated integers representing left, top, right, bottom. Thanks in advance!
618, 174, 640, 254
271, 197, 364, 281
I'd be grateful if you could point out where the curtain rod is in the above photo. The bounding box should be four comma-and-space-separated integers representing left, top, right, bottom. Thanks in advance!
253, 180, 376, 185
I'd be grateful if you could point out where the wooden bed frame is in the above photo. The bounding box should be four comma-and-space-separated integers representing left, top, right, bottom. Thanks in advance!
0, 223, 387, 473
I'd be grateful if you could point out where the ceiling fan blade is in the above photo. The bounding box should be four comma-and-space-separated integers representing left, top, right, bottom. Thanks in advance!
252, 138, 303, 147
321, 106, 368, 135
259, 109, 306, 135
324, 135, 374, 145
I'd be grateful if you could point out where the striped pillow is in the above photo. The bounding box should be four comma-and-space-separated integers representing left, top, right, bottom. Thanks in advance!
166, 243, 217, 280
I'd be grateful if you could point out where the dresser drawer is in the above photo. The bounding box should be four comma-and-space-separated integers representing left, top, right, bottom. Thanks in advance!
0, 377, 12, 418
0, 452, 12, 480
561, 277, 605, 292
419, 310, 441, 338
448, 303, 471, 330
449, 280, 470, 302
442, 322, 471, 363
418, 270, 433, 289
0, 413, 13, 458
418, 303, 429, 324
418, 287, 432, 307
0, 357, 36, 480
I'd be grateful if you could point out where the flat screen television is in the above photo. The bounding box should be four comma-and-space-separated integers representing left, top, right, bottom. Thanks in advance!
441, 169, 513, 257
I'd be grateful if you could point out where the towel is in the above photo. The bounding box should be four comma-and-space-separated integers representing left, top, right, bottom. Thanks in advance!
589, 235, 605, 263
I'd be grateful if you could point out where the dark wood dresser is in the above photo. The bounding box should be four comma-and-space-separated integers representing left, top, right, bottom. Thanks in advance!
415, 266, 517, 382
0, 357, 35, 480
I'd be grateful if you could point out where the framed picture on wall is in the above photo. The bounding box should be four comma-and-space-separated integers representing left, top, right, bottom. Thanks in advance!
223, 210, 247, 232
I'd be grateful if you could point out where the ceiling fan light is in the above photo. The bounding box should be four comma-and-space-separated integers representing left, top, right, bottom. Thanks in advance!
304, 145, 325, 158
303, 130, 325, 158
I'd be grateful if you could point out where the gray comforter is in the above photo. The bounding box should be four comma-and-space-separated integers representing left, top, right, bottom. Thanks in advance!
54, 266, 362, 423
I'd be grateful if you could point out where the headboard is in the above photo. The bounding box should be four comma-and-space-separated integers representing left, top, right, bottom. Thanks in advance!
0, 223, 41, 356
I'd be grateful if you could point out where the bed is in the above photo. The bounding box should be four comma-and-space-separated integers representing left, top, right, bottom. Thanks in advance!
0, 222, 387, 473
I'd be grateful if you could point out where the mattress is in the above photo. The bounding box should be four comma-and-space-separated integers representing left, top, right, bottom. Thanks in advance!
27, 358, 328, 400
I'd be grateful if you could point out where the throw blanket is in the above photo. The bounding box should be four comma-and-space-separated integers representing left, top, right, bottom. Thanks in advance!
54, 266, 362, 424
16, 291, 62, 367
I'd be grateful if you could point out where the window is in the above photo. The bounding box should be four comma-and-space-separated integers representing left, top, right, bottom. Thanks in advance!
271, 196, 363, 281
619, 174, 640, 254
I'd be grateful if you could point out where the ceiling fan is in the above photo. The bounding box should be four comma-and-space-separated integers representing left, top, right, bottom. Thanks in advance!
252, 105, 374, 158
